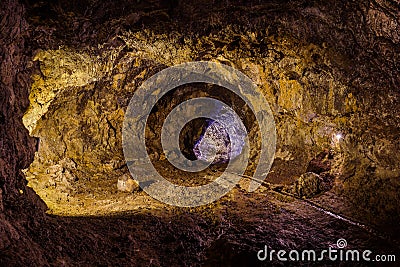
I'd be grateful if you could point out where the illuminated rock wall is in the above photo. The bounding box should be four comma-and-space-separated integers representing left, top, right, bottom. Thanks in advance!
0, 2, 399, 264
20, 0, 400, 224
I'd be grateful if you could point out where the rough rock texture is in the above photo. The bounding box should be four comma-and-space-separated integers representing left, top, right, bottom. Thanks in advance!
22, 0, 400, 226
194, 121, 233, 164
117, 174, 139, 192
0, 0, 47, 263
193, 106, 247, 164
291, 172, 324, 199
1, 0, 400, 265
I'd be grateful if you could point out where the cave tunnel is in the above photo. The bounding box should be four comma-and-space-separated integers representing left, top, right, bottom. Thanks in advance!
1, 0, 400, 265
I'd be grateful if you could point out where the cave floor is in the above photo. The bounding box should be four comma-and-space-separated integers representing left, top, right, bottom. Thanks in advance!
20, 162, 400, 266
8, 185, 399, 266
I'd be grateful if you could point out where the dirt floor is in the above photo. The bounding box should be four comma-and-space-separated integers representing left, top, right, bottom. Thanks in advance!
19, 160, 400, 266
3, 181, 398, 266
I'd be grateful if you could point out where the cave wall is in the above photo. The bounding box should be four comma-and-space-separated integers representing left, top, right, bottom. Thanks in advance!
0, 0, 47, 260
23, 35, 354, 176
20, 0, 400, 224
0, 0, 399, 262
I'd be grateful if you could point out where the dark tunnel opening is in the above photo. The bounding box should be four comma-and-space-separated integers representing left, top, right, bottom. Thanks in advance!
143, 82, 259, 187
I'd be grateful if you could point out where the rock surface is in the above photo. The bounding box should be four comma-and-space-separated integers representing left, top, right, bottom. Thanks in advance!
1, 0, 400, 265
291, 172, 324, 199
23, 15, 400, 225
117, 174, 139, 192
0, 0, 47, 264
193, 103, 247, 164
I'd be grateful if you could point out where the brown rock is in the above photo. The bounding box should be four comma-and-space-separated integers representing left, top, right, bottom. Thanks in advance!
291, 172, 324, 198
117, 174, 139, 192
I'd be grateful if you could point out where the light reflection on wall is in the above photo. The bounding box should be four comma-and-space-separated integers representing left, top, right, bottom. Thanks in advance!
193, 103, 247, 164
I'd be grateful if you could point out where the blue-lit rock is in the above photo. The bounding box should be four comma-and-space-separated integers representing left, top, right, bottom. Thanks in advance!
193, 105, 246, 164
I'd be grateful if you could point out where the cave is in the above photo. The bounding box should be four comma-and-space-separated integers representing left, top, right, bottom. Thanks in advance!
1, 0, 399, 265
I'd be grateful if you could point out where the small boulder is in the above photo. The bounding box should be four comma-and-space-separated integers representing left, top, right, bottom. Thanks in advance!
117, 174, 139, 192
291, 172, 323, 198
